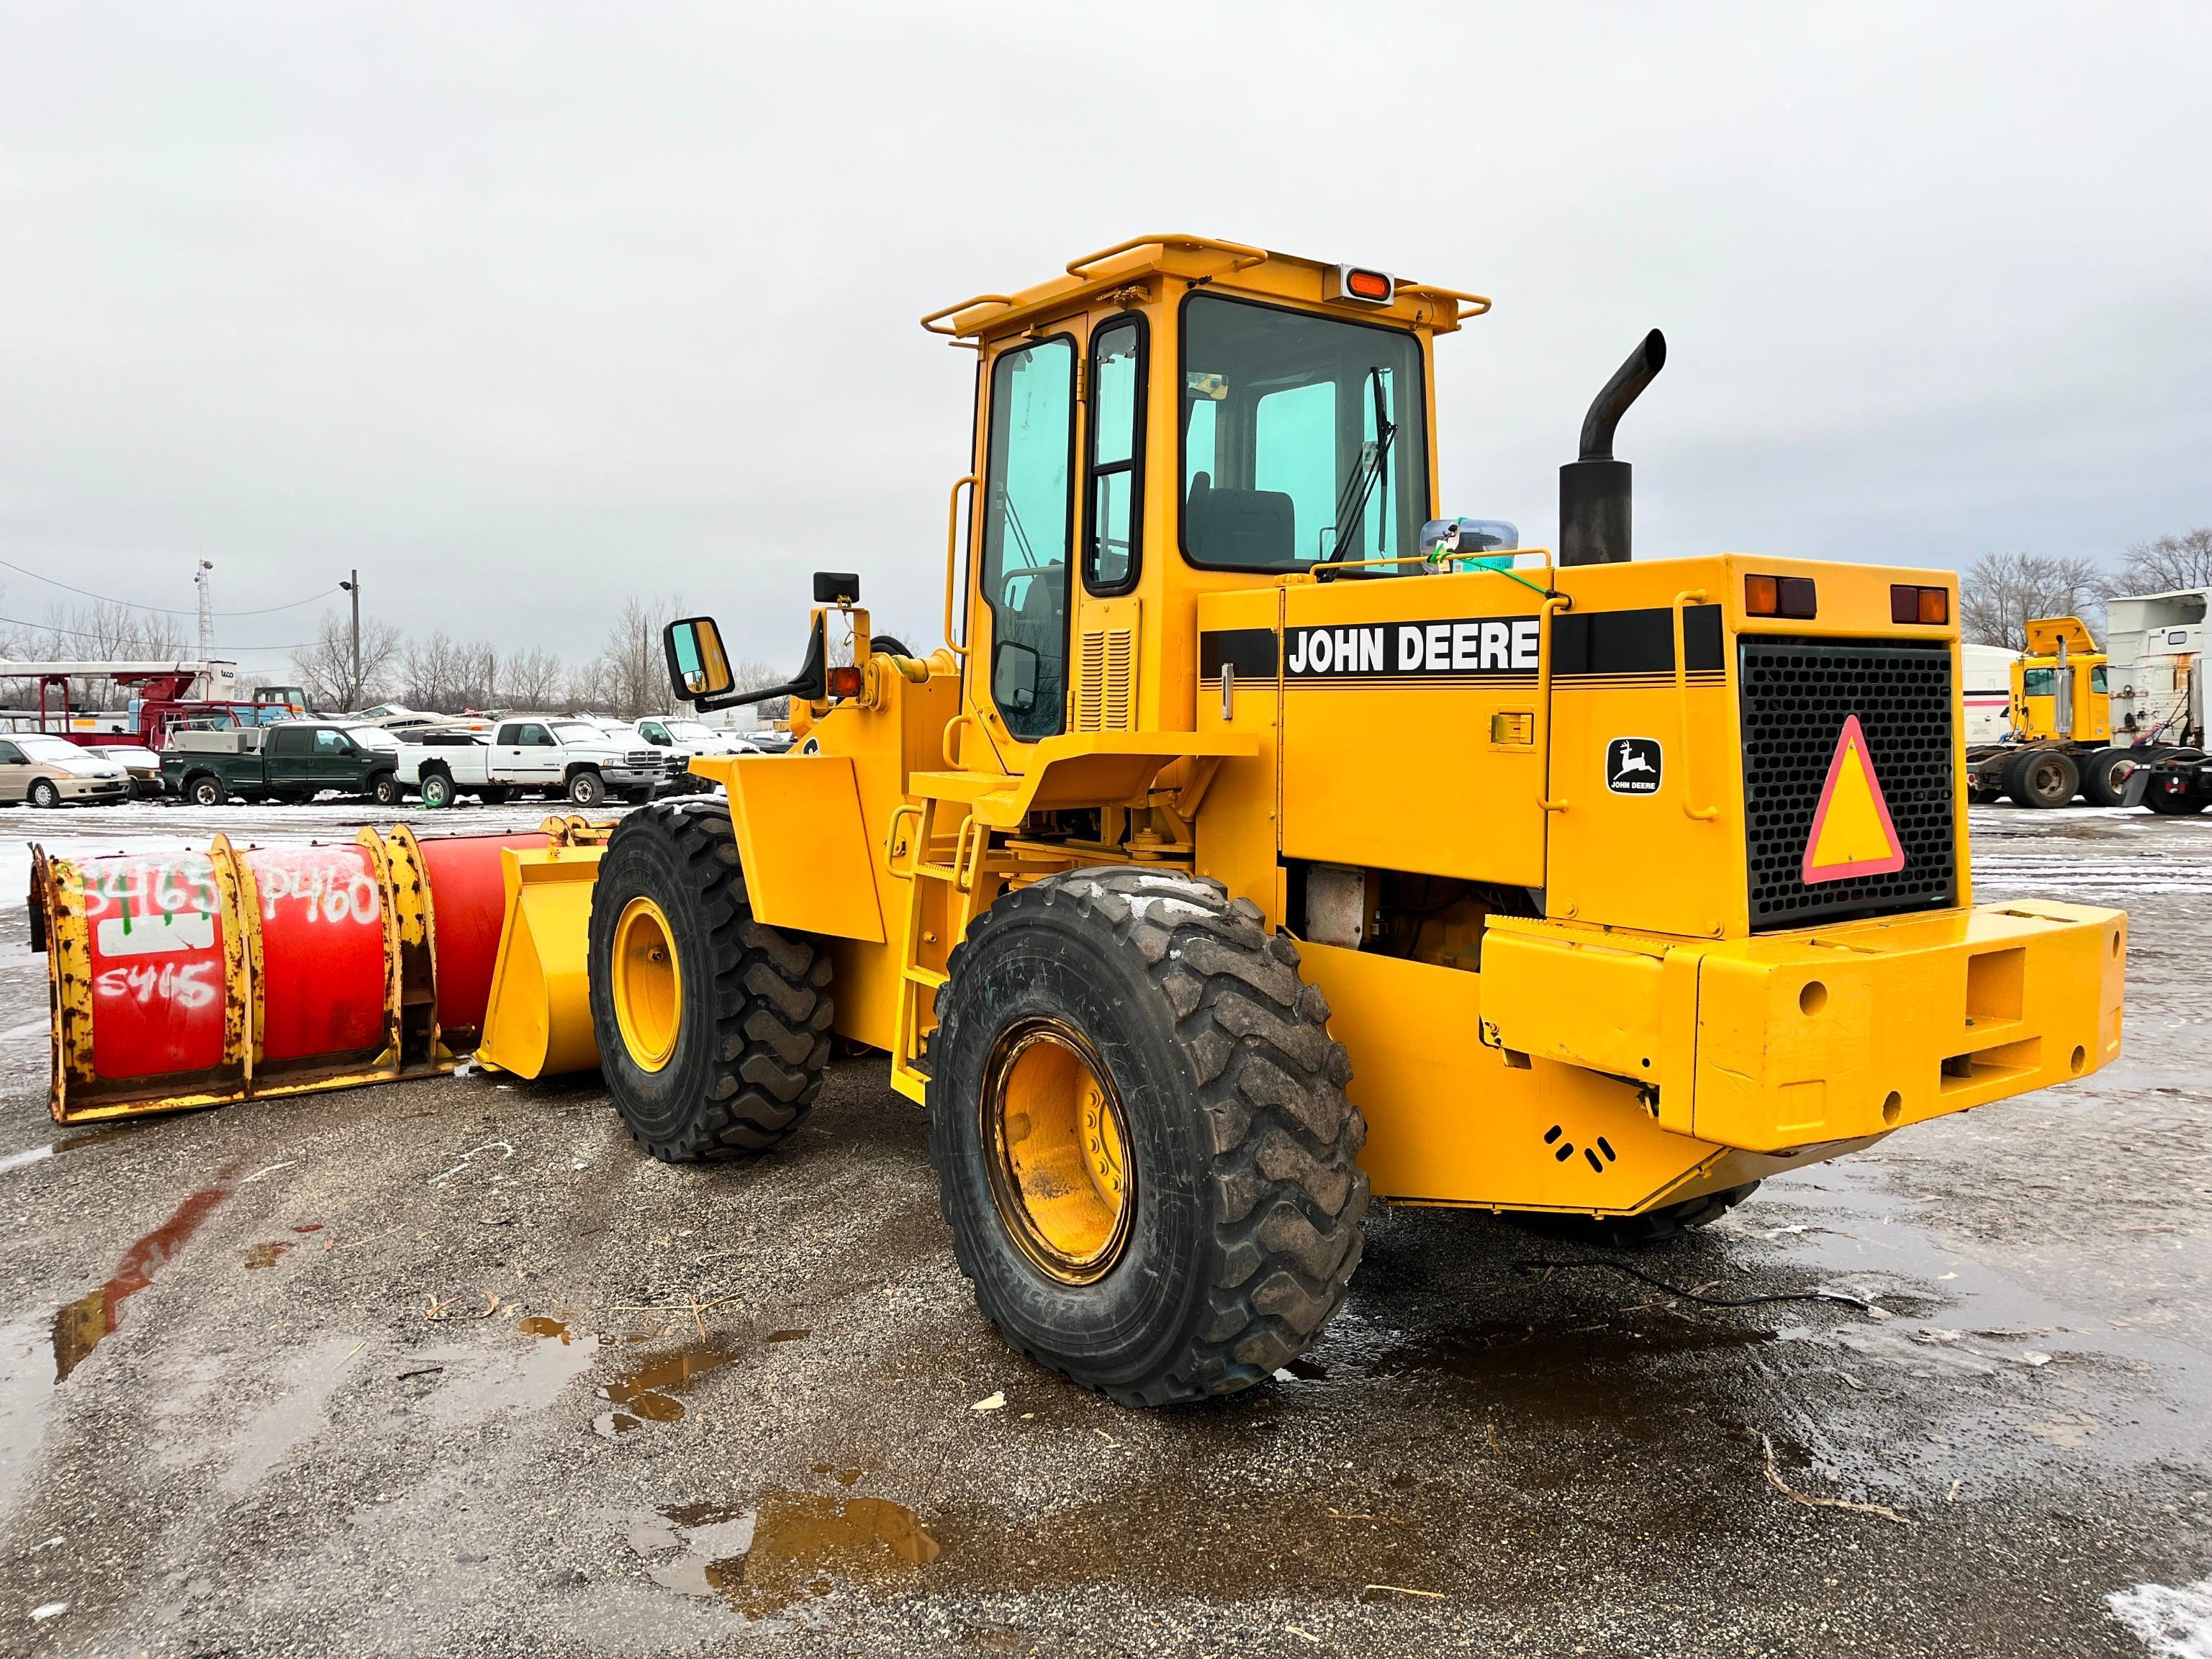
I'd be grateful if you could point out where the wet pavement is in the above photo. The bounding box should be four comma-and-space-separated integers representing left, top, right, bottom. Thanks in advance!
0, 802, 2208, 1655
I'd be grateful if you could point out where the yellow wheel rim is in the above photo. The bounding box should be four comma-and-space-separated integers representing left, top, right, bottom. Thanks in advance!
611, 896, 682, 1072
980, 1020, 1134, 1284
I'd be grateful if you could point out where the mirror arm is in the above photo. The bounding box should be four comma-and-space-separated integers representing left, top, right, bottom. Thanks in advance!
696, 615, 827, 714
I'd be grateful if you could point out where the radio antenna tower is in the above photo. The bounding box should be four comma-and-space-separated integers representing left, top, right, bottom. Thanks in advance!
194, 559, 215, 661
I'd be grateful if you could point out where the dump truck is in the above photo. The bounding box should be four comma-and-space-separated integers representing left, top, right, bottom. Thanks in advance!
35, 235, 2128, 1408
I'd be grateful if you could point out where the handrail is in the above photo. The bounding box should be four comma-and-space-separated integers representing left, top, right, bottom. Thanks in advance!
883, 801, 924, 879
1066, 233, 1267, 280
1399, 283, 1494, 322
1672, 588, 1720, 822
920, 294, 1016, 338
943, 473, 978, 656
1534, 594, 1573, 814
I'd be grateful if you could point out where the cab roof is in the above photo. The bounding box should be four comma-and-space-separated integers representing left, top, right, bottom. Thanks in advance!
921, 233, 1490, 345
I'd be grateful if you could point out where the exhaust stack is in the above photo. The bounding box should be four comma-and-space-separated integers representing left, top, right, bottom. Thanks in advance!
1558, 329, 1666, 567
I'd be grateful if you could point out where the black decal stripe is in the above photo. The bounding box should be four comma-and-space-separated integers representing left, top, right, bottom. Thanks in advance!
1553, 605, 1723, 676
1198, 627, 1278, 682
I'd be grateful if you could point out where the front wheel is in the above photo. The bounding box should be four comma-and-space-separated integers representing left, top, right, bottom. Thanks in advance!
587, 802, 834, 1159
28, 779, 63, 810
418, 771, 454, 810
566, 769, 606, 807
928, 868, 1368, 1406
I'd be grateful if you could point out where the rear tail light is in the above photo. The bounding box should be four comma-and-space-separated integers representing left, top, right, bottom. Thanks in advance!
1744, 574, 1818, 618
1891, 584, 1949, 625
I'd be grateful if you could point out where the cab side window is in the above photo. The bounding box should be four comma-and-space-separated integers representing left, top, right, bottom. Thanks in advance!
268, 727, 308, 756
0, 741, 24, 764
520, 723, 553, 746
1085, 318, 1145, 595
980, 335, 1075, 741
495, 723, 523, 745
315, 728, 351, 755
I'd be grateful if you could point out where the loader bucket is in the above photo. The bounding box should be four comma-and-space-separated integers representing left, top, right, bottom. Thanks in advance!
475, 845, 605, 1080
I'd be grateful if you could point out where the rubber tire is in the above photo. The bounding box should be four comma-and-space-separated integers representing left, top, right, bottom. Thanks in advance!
2005, 748, 2078, 809
1524, 1180, 1761, 1249
2146, 785, 2206, 816
418, 771, 453, 810
567, 769, 606, 807
927, 867, 1368, 1406
2077, 748, 2134, 808
29, 779, 63, 810
188, 775, 226, 808
370, 771, 402, 807
587, 801, 833, 1159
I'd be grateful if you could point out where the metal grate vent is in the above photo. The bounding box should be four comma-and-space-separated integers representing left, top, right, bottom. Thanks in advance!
1075, 628, 1136, 732
1741, 640, 1957, 929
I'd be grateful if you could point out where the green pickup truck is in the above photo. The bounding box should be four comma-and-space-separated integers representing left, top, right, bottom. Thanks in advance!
162, 720, 406, 806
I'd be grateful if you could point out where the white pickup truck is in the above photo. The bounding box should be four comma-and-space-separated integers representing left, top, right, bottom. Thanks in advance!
397, 717, 673, 808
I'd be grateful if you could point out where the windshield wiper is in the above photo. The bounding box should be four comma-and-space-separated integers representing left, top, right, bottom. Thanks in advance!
1323, 367, 1396, 566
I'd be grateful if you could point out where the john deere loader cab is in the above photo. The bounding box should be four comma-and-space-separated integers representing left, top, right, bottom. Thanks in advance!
584, 234, 2123, 1408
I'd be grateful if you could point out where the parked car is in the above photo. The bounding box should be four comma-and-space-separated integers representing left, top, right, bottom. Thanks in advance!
397, 717, 670, 809
160, 721, 405, 806
0, 733, 133, 808
102, 743, 166, 797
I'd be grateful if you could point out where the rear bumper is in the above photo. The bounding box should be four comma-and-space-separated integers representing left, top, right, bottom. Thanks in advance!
1482, 901, 2127, 1154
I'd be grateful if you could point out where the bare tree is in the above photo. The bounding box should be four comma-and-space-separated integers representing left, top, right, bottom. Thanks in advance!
291, 609, 402, 710
2113, 528, 2212, 595
1959, 552, 2110, 650
588, 595, 685, 718
731, 658, 792, 721
500, 646, 566, 710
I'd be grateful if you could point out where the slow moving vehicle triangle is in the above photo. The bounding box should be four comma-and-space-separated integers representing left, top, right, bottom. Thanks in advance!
1801, 713, 1906, 883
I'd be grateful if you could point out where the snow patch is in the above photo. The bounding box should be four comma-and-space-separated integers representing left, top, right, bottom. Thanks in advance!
1125, 894, 1213, 924
2110, 1577, 2212, 1659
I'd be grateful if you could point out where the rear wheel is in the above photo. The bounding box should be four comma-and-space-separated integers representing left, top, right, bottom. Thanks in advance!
2146, 782, 2206, 816
418, 771, 453, 810
2080, 748, 2136, 808
2005, 748, 2078, 809
927, 868, 1368, 1406
587, 802, 833, 1159
188, 775, 226, 808
1524, 1181, 1761, 1249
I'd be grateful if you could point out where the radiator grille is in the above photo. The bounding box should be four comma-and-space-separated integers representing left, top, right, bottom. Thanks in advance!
1075, 628, 1136, 732
1741, 640, 1957, 929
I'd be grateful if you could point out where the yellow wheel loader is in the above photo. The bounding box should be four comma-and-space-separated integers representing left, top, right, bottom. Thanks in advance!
536, 235, 2123, 1405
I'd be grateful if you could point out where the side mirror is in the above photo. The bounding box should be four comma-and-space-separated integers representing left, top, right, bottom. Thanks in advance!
664, 617, 735, 702
992, 639, 1040, 713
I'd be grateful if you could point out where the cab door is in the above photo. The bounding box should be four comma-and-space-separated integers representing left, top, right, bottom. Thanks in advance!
264, 725, 312, 793
971, 333, 1078, 747
311, 727, 357, 792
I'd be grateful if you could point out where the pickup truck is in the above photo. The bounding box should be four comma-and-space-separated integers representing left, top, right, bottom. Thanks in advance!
161, 721, 405, 807
398, 716, 672, 809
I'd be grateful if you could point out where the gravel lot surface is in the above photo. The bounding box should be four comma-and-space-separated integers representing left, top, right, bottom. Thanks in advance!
1, 800, 2208, 1657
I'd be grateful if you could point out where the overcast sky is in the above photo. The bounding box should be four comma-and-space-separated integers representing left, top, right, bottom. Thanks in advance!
2, 1, 2208, 677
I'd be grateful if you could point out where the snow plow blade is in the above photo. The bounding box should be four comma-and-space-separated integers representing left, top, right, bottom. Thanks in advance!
474, 845, 605, 1081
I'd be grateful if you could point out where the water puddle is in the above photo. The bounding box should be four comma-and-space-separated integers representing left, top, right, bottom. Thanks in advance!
0, 1126, 135, 1178
51, 1180, 232, 1381
592, 1339, 738, 1437
411, 1316, 602, 1429
631, 1488, 942, 1614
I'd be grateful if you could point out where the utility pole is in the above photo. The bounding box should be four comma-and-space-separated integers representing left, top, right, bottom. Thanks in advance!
340, 571, 361, 709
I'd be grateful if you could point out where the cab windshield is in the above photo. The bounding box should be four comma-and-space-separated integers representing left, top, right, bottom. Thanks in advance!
1180, 294, 1428, 574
